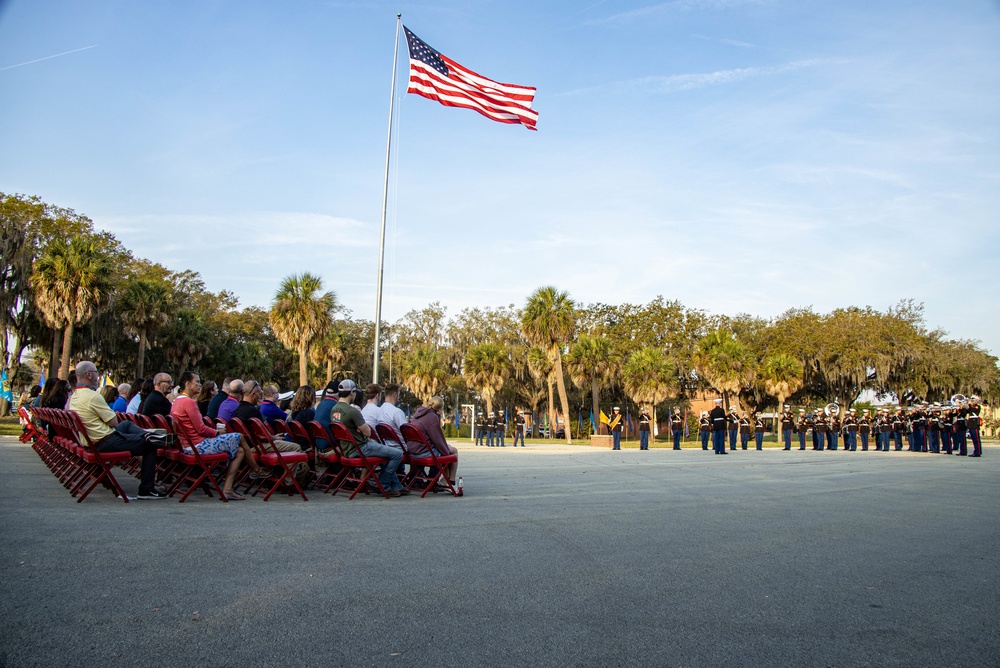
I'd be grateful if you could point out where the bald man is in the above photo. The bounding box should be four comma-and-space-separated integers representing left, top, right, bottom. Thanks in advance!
69, 361, 167, 499
140, 372, 173, 417
217, 379, 243, 421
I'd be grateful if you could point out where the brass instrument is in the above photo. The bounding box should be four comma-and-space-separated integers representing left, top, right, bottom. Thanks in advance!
825, 403, 840, 417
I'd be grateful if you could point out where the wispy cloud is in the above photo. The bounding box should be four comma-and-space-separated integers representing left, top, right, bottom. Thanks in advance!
564, 58, 839, 97
627, 58, 838, 94
589, 0, 774, 25
0, 44, 98, 72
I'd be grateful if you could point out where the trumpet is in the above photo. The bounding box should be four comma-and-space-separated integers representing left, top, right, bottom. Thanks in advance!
825, 403, 840, 417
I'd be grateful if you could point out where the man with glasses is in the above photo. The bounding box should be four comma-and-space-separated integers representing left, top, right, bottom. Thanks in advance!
69, 361, 168, 499
140, 372, 173, 417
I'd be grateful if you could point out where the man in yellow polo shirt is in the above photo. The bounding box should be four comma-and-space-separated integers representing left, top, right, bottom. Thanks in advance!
69, 360, 167, 499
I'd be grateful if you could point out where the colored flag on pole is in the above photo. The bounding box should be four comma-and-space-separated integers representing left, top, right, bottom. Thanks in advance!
589, 410, 595, 431
403, 26, 539, 130
0, 369, 13, 403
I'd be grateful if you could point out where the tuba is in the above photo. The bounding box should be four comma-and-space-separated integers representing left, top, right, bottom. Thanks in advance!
950, 394, 967, 406
825, 403, 840, 417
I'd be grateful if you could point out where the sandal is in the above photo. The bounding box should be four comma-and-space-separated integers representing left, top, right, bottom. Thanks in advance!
223, 491, 245, 501
249, 469, 271, 479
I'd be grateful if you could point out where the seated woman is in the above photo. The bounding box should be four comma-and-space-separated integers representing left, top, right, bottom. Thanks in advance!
170, 370, 269, 500
288, 385, 316, 425
99, 385, 119, 408
196, 380, 217, 416
38, 379, 71, 437
408, 396, 459, 484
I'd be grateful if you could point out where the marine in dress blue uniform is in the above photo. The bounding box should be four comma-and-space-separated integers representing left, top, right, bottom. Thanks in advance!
727, 408, 739, 451
780, 406, 794, 450
638, 410, 651, 450
610, 407, 623, 450
699, 411, 711, 450
670, 408, 683, 450
753, 412, 764, 450
710, 399, 727, 454
738, 412, 751, 450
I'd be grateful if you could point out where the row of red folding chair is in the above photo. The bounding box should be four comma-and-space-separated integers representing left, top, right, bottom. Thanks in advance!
30, 407, 132, 503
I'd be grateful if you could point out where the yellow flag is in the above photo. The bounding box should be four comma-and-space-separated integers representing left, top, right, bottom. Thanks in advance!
599, 410, 610, 426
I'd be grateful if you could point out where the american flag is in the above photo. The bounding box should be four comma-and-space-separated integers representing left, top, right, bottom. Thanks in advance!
404, 26, 538, 131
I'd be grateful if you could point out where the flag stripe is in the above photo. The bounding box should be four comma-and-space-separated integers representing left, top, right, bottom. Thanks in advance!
408, 67, 539, 127
404, 26, 538, 131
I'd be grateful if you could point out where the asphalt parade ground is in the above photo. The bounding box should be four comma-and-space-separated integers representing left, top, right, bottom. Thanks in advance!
1, 437, 997, 667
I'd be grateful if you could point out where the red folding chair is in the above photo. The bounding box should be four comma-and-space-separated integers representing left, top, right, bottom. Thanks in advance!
246, 418, 309, 501
326, 421, 390, 499
167, 432, 230, 503
375, 422, 412, 486
66, 410, 133, 503
17, 406, 41, 444
304, 420, 345, 492
400, 423, 459, 498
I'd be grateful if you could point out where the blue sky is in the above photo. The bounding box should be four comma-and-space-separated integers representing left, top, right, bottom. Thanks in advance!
2, 0, 999, 355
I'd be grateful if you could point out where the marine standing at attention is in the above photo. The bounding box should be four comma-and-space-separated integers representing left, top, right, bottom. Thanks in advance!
710, 399, 727, 455
638, 409, 651, 450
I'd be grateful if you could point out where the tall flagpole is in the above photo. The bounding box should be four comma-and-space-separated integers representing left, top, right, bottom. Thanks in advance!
373, 14, 401, 384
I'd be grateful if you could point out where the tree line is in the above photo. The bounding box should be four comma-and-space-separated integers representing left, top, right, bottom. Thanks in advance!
3, 193, 998, 435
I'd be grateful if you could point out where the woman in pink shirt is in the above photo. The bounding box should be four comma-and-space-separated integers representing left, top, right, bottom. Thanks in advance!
171, 370, 268, 500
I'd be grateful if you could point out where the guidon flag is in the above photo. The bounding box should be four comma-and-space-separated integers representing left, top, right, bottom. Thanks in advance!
404, 26, 538, 131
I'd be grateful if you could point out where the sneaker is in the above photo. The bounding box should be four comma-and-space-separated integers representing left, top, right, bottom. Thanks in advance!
387, 489, 401, 497
137, 488, 167, 500
396, 488, 411, 496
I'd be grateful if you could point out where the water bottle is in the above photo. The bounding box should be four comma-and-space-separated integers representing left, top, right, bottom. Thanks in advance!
457, 476, 464, 496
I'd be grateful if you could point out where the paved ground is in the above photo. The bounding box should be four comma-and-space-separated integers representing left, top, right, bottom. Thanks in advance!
1, 438, 997, 667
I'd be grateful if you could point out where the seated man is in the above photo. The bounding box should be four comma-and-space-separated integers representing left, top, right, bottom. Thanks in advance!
216, 379, 243, 421
140, 372, 173, 417
232, 380, 301, 453
376, 383, 406, 445
331, 379, 407, 497
259, 385, 288, 423
111, 383, 130, 413
312, 381, 340, 451
69, 361, 167, 499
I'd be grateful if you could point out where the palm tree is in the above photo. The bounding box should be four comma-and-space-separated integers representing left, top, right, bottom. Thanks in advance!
464, 342, 511, 415
119, 278, 173, 378
527, 346, 554, 438
760, 353, 804, 411
269, 273, 336, 386
159, 307, 212, 376
311, 327, 346, 385
566, 335, 617, 436
31, 236, 114, 379
622, 347, 677, 433
401, 344, 447, 402
695, 330, 756, 410
521, 286, 576, 444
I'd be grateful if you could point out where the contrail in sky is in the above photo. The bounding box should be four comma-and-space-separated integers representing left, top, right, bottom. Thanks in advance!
0, 44, 98, 72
